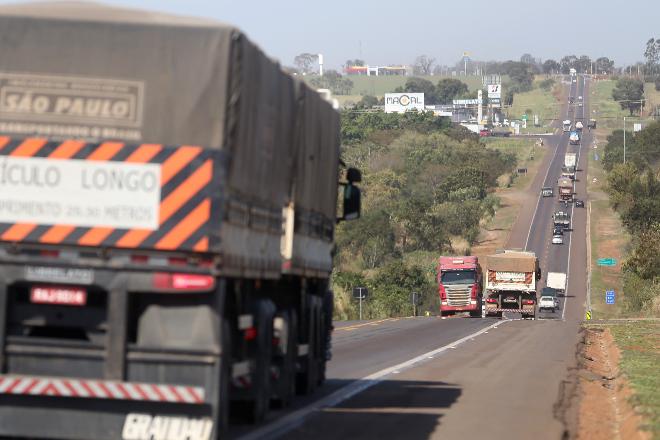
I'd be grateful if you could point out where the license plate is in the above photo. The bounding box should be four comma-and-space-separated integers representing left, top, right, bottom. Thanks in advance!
30, 286, 87, 306
25, 266, 94, 285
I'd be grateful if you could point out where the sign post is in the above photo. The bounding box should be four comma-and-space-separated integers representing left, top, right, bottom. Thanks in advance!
410, 292, 420, 317
352, 287, 368, 320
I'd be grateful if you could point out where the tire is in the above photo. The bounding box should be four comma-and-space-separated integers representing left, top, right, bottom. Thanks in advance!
297, 296, 320, 396
469, 310, 481, 318
272, 309, 297, 408
245, 299, 274, 423
440, 311, 452, 317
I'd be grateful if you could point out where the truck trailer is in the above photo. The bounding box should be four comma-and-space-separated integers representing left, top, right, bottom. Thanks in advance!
0, 3, 361, 439
484, 250, 540, 319
562, 120, 572, 132
558, 177, 574, 202
437, 256, 483, 318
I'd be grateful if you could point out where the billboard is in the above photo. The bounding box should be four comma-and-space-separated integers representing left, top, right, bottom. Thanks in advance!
384, 93, 425, 113
487, 84, 501, 99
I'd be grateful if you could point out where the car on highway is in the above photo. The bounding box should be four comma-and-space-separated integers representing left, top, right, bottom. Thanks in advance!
479, 129, 491, 137
552, 234, 564, 245
578, 102, 583, 107
553, 227, 564, 236
541, 187, 553, 197
575, 199, 584, 207
578, 96, 583, 100
539, 287, 559, 312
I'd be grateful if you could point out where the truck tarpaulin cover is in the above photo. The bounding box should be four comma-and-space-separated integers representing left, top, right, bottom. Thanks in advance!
486, 252, 537, 273
558, 177, 572, 187
0, 3, 338, 274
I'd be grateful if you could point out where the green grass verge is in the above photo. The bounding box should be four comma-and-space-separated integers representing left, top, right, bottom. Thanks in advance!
508, 81, 560, 127
344, 74, 485, 97
610, 322, 660, 438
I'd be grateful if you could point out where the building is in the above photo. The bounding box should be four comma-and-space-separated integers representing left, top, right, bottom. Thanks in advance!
344, 65, 410, 76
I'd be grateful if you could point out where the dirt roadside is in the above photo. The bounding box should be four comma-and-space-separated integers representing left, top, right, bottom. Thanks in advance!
574, 326, 651, 440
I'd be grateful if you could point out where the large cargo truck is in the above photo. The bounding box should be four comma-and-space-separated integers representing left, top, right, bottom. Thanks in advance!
484, 250, 540, 319
0, 3, 361, 439
564, 153, 577, 170
437, 256, 483, 318
558, 177, 574, 202
569, 130, 581, 145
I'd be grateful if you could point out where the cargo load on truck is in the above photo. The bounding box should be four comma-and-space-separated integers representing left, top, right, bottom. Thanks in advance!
0, 3, 362, 439
564, 153, 577, 169
484, 250, 540, 319
562, 120, 572, 132
558, 177, 574, 202
437, 256, 483, 318
569, 131, 580, 145
546, 272, 567, 293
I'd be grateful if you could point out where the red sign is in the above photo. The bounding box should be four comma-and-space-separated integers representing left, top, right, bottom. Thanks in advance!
30, 286, 87, 306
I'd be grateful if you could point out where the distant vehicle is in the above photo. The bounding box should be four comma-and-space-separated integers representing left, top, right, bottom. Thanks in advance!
552, 234, 564, 245
569, 131, 580, 145
542, 187, 554, 197
553, 211, 571, 229
568, 97, 575, 104
578, 96, 583, 100
578, 102, 583, 107
572, 79, 577, 83
539, 288, 559, 312
557, 177, 574, 203
562, 120, 572, 132
438, 256, 483, 318
575, 121, 584, 131
552, 227, 563, 236
546, 272, 567, 294
575, 199, 585, 207
479, 129, 491, 137
570, 68, 577, 76
484, 250, 540, 319
587, 119, 597, 129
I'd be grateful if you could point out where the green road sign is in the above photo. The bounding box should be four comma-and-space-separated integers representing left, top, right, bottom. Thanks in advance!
597, 258, 617, 266
522, 114, 528, 121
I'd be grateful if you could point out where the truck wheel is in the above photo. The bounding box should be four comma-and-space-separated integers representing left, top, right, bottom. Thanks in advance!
469, 310, 481, 318
272, 309, 297, 408
440, 311, 452, 318
297, 296, 320, 395
318, 290, 334, 386
246, 299, 275, 423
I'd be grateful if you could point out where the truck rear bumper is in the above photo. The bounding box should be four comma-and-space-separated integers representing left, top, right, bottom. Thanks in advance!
0, 394, 213, 440
440, 302, 478, 312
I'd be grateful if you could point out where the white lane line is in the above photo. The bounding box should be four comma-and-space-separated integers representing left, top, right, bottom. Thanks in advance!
238, 319, 508, 440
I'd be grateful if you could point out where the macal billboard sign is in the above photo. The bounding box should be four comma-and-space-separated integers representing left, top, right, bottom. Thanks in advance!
384, 93, 424, 113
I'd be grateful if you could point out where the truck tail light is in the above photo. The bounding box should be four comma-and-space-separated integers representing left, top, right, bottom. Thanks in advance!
131, 254, 149, 264
40, 250, 60, 258
244, 327, 257, 341
168, 257, 188, 266
523, 299, 535, 305
486, 298, 498, 304
152, 273, 215, 291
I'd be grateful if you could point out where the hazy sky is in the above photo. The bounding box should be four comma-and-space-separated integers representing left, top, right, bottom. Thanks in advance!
6, 0, 660, 69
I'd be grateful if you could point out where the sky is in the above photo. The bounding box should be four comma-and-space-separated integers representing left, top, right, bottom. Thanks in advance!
4, 0, 659, 69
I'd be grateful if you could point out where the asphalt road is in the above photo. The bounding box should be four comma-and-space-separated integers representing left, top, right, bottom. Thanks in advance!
238, 76, 591, 440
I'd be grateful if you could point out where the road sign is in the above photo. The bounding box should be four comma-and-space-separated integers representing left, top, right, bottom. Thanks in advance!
487, 84, 501, 99
597, 258, 617, 266
585, 310, 592, 320
410, 292, 421, 306
352, 287, 368, 300
605, 290, 615, 305
521, 114, 528, 121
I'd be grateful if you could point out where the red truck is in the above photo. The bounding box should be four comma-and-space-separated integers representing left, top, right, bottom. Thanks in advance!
438, 256, 483, 317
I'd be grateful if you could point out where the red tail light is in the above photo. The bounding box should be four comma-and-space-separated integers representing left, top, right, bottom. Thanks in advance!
244, 327, 257, 341
486, 298, 498, 304
131, 255, 149, 264
168, 257, 188, 266
523, 299, 535, 305
40, 250, 60, 258
152, 273, 215, 291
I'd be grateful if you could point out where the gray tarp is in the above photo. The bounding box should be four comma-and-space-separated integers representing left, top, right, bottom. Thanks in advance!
0, 2, 340, 275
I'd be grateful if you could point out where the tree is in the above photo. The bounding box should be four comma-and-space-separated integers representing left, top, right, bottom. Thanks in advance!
520, 53, 535, 65
358, 95, 379, 108
539, 78, 555, 91
413, 55, 436, 76
309, 69, 354, 95
612, 78, 644, 115
542, 59, 560, 75
293, 53, 318, 74
595, 57, 615, 74
345, 59, 365, 67
435, 78, 469, 104
644, 38, 659, 75
560, 55, 578, 74
395, 77, 437, 104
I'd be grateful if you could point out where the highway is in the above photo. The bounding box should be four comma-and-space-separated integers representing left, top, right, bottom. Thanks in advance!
236, 76, 591, 440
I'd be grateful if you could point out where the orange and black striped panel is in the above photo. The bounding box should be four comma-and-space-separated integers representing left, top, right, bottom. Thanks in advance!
0, 137, 220, 252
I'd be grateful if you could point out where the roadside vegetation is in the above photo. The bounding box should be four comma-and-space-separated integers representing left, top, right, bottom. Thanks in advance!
332, 111, 517, 320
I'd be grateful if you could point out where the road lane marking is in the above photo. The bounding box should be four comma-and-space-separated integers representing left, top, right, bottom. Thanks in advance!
238, 319, 507, 440
335, 318, 395, 331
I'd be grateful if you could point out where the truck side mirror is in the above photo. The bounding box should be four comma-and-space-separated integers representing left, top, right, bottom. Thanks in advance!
341, 183, 361, 221
346, 167, 362, 183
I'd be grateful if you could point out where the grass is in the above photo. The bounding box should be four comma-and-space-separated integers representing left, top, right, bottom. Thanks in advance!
609, 322, 660, 438
344, 74, 485, 97
590, 80, 658, 131
508, 81, 561, 128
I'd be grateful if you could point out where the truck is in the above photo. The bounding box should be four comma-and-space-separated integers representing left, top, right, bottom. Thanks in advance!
437, 256, 483, 318
546, 272, 567, 294
553, 211, 572, 229
0, 3, 361, 439
564, 153, 577, 170
587, 119, 597, 129
569, 130, 581, 145
575, 121, 584, 131
558, 177, 574, 202
485, 250, 540, 319
562, 120, 572, 132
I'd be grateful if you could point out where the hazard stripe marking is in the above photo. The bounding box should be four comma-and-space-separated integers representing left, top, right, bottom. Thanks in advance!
48, 140, 87, 159
1, 224, 38, 242
0, 136, 11, 151
86, 141, 124, 161
10, 138, 47, 157
155, 199, 210, 250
